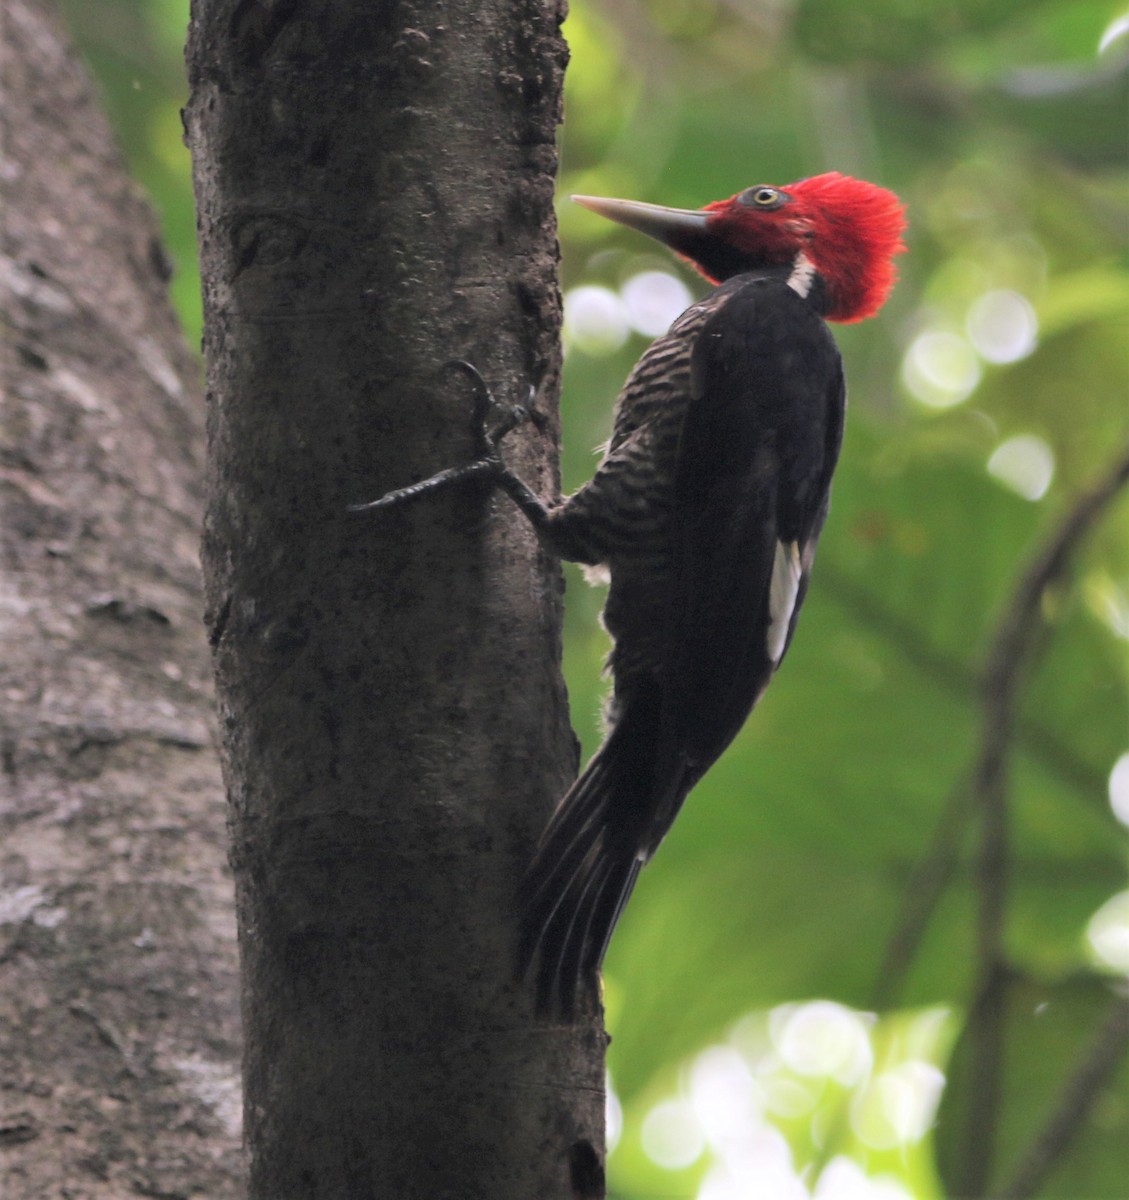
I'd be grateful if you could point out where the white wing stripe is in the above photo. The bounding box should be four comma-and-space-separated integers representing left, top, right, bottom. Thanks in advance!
767, 539, 803, 662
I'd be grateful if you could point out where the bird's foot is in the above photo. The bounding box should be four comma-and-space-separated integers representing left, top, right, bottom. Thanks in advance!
348, 360, 538, 515
453, 359, 538, 467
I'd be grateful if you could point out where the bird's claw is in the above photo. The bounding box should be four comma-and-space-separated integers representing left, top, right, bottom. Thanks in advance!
349, 362, 539, 515
484, 402, 531, 452
442, 360, 536, 458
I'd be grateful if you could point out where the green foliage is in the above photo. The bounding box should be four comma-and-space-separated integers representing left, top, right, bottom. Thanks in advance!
557, 2, 1129, 1195
67, 0, 1128, 1194
58, 0, 201, 348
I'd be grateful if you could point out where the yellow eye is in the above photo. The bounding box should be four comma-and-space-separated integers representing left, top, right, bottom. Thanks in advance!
738, 186, 785, 209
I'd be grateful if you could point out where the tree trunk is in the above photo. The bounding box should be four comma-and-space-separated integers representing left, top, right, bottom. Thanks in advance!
0, 1, 243, 1195
184, 2, 605, 1197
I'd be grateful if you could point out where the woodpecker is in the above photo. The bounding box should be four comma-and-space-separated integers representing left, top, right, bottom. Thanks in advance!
354, 172, 906, 1017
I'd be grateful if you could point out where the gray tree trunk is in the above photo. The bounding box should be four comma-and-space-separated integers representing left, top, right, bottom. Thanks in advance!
0, 0, 243, 1194
184, 2, 606, 1197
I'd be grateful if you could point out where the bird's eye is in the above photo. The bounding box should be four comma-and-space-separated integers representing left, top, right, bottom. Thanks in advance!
738, 186, 785, 209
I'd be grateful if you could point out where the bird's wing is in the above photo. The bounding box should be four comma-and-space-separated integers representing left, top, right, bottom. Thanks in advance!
646, 279, 845, 850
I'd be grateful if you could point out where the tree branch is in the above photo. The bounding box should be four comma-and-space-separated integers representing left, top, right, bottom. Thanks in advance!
823, 565, 1107, 799
872, 442, 1129, 1017
992, 992, 1129, 1200
871, 776, 973, 1010
960, 439, 1129, 1195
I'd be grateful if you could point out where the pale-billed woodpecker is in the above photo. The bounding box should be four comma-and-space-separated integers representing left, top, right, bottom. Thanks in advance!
354, 172, 907, 1017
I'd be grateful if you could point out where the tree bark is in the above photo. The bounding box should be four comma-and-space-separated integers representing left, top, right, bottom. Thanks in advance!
184, 2, 605, 1197
0, 1, 243, 1195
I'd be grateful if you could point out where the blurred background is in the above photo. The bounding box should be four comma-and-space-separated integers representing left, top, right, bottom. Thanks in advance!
58, 1, 1129, 1195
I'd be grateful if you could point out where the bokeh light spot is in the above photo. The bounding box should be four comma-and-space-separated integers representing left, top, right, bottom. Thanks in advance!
689, 1045, 762, 1144
762, 1076, 818, 1118
966, 289, 1038, 363
851, 1061, 945, 1149
1109, 753, 1129, 827
1099, 14, 1129, 54
641, 1098, 704, 1170
771, 1000, 873, 1084
902, 331, 981, 408
815, 1156, 915, 1200
987, 434, 1055, 500
697, 1128, 806, 1200
621, 270, 693, 337
1087, 890, 1129, 975
606, 1072, 623, 1153
563, 285, 629, 355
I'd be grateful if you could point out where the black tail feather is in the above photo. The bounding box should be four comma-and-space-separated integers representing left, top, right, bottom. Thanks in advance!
591, 856, 642, 973
518, 685, 668, 1018
550, 848, 638, 1019
520, 754, 612, 918
538, 845, 608, 1017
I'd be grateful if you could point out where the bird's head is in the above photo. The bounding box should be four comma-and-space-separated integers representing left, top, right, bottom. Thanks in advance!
573, 172, 907, 323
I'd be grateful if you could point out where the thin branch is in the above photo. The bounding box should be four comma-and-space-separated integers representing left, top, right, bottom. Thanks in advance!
980, 441, 1129, 705
960, 439, 1129, 1196
871, 440, 1129, 1018
822, 563, 1106, 799
871, 777, 973, 1010
991, 992, 1129, 1200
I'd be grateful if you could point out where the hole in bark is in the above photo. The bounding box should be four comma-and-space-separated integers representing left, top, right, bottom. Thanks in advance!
569, 1139, 604, 1199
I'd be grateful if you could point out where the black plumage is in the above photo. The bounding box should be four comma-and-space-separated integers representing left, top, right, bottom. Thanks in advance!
519, 272, 845, 1015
